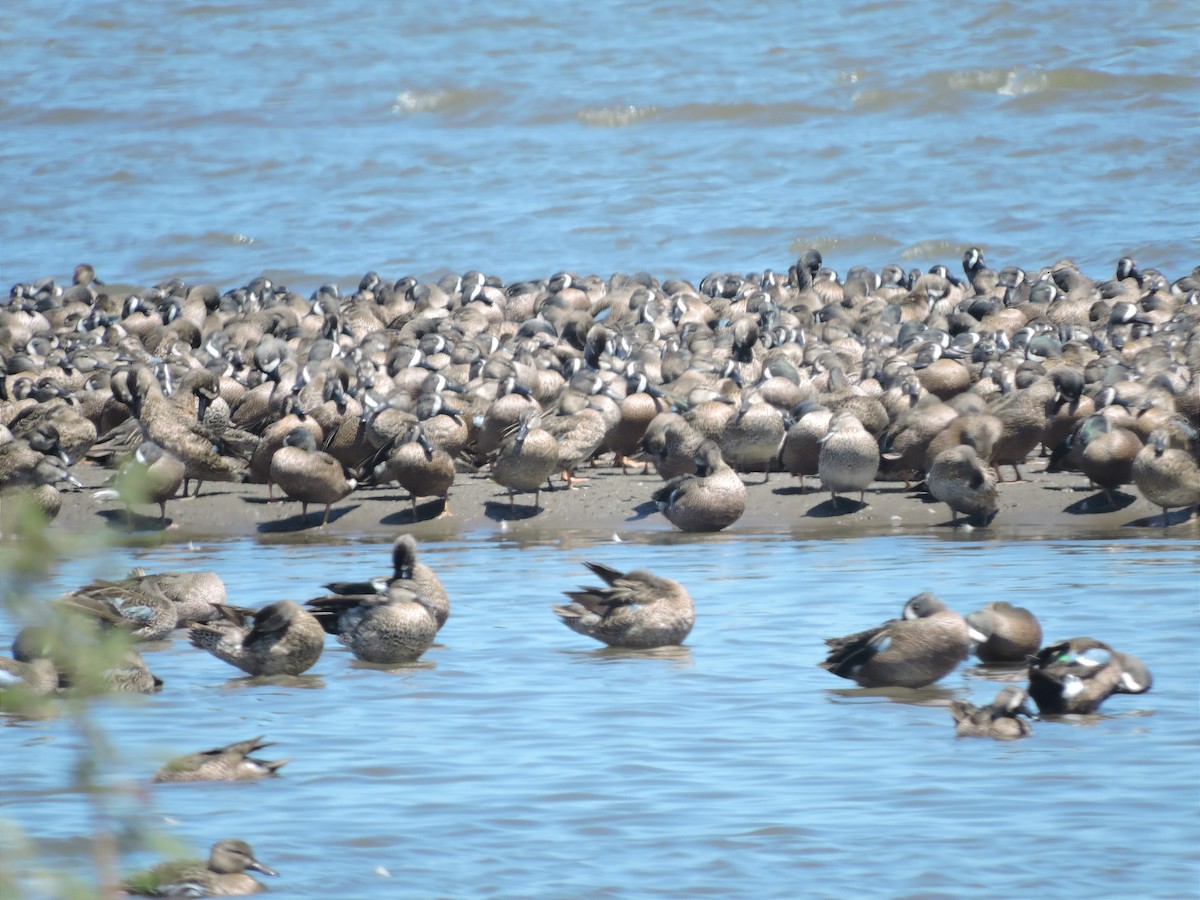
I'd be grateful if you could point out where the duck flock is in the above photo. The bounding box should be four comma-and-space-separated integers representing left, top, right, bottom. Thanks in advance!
0, 249, 1194, 895
0, 250, 1197, 531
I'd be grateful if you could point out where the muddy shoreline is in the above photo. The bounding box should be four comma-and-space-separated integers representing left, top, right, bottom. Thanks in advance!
24, 457, 1196, 547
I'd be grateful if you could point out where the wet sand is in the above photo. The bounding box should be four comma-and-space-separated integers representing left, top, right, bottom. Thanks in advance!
30, 457, 1198, 545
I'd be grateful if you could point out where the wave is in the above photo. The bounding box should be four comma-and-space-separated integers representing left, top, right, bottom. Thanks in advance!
577, 105, 659, 127
391, 87, 501, 116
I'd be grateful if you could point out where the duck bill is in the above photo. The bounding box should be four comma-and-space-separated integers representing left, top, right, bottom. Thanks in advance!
248, 860, 279, 878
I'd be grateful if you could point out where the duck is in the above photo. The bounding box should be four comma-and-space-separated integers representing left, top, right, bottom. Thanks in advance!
987, 374, 1057, 482
0, 654, 60, 704
543, 395, 613, 488
58, 576, 178, 642
0, 454, 82, 523
122, 838, 278, 897
719, 391, 786, 483
553, 561, 694, 648
1076, 417, 1143, 501
322, 534, 450, 631
964, 601, 1042, 663
651, 439, 745, 532
818, 410, 880, 507
153, 736, 288, 783
879, 394, 959, 487
125, 366, 248, 497
307, 584, 439, 664
1131, 425, 1200, 523
10, 626, 163, 695
91, 440, 185, 526
372, 422, 455, 519
820, 592, 975, 688
490, 408, 559, 510
269, 427, 357, 525
248, 396, 324, 500
132, 569, 228, 625
949, 686, 1035, 740
607, 372, 665, 473
1027, 637, 1152, 714
188, 600, 325, 677
926, 444, 999, 526
0, 422, 72, 488
779, 400, 832, 491
642, 413, 702, 481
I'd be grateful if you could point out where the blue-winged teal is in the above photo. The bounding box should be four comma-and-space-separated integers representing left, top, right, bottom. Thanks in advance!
307, 584, 439, 664
12, 626, 163, 695
373, 422, 455, 518
323, 534, 450, 631
1, 454, 81, 523
820, 592, 973, 689
59, 576, 178, 642
1132, 425, 1200, 523
965, 601, 1042, 663
92, 440, 185, 526
987, 374, 1057, 482
127, 366, 249, 497
0, 654, 59, 700
553, 561, 694, 649
779, 400, 831, 491
122, 838, 278, 897
543, 396, 614, 488
642, 413, 702, 481
652, 439, 745, 532
490, 408, 559, 510
607, 372, 665, 474
818, 410, 880, 507
950, 686, 1035, 740
474, 373, 537, 460
879, 394, 958, 487
269, 427, 357, 525
189, 600, 325, 677
1027, 637, 1152, 714
10, 397, 97, 462
1075, 415, 1142, 501
137, 570, 228, 626
153, 736, 288, 783
922, 413, 1003, 474
926, 444, 999, 526
249, 397, 324, 500
0, 422, 71, 488
720, 391, 786, 483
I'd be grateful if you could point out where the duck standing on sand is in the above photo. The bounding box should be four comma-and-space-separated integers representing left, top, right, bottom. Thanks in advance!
818, 411, 879, 508
651, 439, 745, 532
490, 408, 559, 510
269, 428, 357, 526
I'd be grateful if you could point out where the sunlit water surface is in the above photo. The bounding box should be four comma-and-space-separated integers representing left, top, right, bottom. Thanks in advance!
2, 532, 1197, 898
3, 0, 1197, 288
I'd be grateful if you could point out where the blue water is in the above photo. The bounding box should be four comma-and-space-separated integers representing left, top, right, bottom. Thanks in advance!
2, 533, 1197, 898
2, 0, 1196, 291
